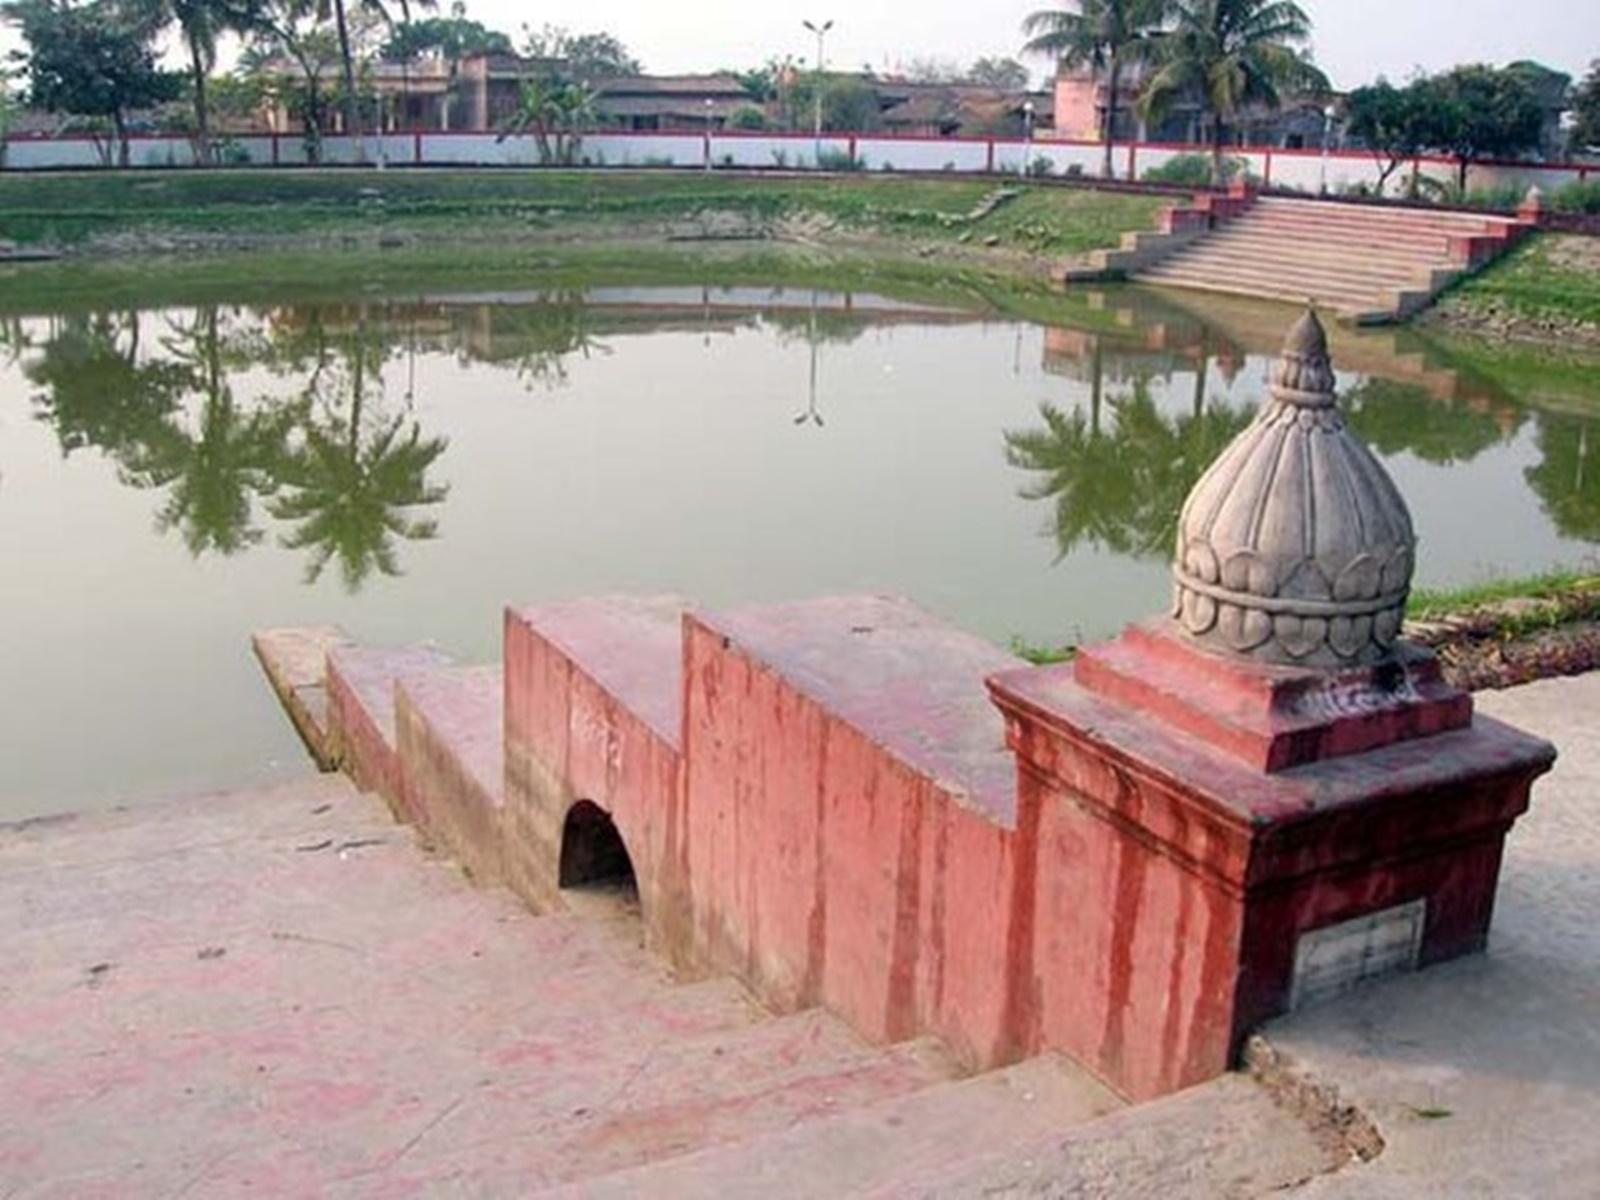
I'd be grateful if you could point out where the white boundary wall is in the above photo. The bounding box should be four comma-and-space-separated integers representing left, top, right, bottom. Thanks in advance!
2, 130, 1594, 195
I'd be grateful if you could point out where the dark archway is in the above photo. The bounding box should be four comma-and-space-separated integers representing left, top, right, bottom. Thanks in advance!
558, 800, 637, 895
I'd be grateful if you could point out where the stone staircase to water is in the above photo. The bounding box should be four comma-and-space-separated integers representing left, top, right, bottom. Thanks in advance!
1133, 195, 1531, 323
246, 609, 1336, 1196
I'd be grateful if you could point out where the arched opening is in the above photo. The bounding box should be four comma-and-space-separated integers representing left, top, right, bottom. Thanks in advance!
558, 800, 637, 900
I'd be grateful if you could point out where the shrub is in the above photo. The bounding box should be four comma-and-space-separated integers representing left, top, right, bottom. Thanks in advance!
1552, 178, 1600, 214
728, 105, 767, 131
770, 148, 789, 169
817, 148, 864, 172
1027, 154, 1054, 177
1142, 153, 1247, 186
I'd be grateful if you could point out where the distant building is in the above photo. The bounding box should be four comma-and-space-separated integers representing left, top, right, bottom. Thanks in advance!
1051, 61, 1339, 149
256, 56, 752, 135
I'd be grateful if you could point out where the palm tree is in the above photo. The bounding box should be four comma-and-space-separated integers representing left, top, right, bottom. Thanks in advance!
1021, 0, 1169, 179
149, 0, 261, 163
1137, 0, 1327, 183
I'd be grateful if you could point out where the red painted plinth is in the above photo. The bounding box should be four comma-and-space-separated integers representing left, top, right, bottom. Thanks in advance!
988, 621, 1555, 1101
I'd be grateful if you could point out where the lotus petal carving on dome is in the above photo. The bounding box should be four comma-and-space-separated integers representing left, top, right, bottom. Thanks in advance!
1169, 308, 1417, 668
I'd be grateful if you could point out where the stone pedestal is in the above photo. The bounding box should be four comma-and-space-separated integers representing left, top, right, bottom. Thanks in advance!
987, 620, 1555, 1101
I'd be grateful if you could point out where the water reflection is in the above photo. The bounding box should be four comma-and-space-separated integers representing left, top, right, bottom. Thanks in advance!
22, 305, 449, 589
14, 286, 1600, 603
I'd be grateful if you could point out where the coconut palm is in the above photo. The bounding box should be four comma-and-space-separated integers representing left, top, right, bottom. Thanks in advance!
1137, 0, 1327, 183
144, 0, 262, 162
267, 311, 448, 589
1021, 0, 1169, 179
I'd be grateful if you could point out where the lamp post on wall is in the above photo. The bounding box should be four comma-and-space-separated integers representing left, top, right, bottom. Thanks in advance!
1319, 104, 1337, 194
1024, 99, 1035, 147
705, 97, 715, 171
802, 18, 833, 164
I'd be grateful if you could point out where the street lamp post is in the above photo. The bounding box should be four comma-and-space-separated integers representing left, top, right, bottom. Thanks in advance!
1319, 104, 1337, 194
1024, 99, 1035, 147
705, 97, 715, 171
802, 18, 833, 165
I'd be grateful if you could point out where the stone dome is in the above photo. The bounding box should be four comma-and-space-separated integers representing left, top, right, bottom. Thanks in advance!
1171, 308, 1416, 668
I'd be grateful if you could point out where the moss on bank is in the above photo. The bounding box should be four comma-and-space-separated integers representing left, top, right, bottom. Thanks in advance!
0, 168, 1163, 258
1432, 234, 1600, 347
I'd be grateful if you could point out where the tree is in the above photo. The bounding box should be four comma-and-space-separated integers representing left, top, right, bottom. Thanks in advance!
381, 4, 508, 62
497, 69, 595, 163
145, 0, 263, 163
521, 24, 640, 83
1414, 65, 1544, 191
1022, 0, 1169, 180
5, 0, 180, 166
1138, 0, 1329, 184
1345, 79, 1435, 195
968, 56, 1031, 90
324, 0, 431, 151
241, 0, 347, 159
784, 75, 881, 132
1572, 60, 1600, 154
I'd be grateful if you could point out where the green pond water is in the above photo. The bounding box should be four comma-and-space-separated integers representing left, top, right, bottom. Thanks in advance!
1, 278, 1596, 819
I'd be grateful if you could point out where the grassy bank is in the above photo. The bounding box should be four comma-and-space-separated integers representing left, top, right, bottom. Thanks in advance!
1432, 234, 1600, 347
0, 168, 1163, 258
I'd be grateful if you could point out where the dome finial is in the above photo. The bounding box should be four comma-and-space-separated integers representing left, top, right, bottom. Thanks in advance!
1270, 305, 1336, 406
1170, 309, 1417, 668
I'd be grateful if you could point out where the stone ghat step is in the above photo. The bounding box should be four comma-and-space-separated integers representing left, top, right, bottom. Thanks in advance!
1135, 272, 1391, 320
1216, 221, 1469, 261
1199, 228, 1458, 271
1136, 261, 1394, 310
531, 1055, 1134, 1199
1256, 196, 1518, 231
338, 1015, 965, 1195
1160, 238, 1448, 286
852, 1073, 1336, 1199
327, 641, 456, 798
1, 775, 989, 1197
1239, 213, 1497, 246
396, 664, 506, 882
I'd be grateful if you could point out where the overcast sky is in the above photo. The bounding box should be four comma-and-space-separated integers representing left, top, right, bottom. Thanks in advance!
465, 0, 1595, 90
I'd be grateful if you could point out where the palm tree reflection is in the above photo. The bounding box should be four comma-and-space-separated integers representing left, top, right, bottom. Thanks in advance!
1005, 342, 1255, 561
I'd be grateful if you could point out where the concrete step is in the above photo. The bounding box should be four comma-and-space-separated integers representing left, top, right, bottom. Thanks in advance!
1257, 196, 1515, 232
395, 663, 506, 880
1136, 260, 1392, 309
325, 1011, 969, 1196
1202, 228, 1456, 271
857, 1073, 1338, 1199
1165, 238, 1448, 286
327, 641, 455, 801
530, 1054, 1125, 1199
1135, 272, 1392, 320
1217, 218, 1462, 258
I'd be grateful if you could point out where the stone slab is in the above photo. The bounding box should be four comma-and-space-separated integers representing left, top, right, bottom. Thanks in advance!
695, 595, 1021, 826
1262, 671, 1600, 1199
251, 625, 352, 769
509, 595, 690, 749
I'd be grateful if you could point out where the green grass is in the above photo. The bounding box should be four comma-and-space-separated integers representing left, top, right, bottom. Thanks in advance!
0, 168, 1163, 255
1408, 568, 1600, 622
1443, 234, 1600, 328
1008, 636, 1078, 666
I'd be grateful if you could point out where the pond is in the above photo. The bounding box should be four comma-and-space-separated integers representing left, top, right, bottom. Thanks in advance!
2, 279, 1596, 819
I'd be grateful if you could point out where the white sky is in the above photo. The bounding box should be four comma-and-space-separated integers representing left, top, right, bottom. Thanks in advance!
2, 0, 1594, 92
456, 0, 1596, 89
